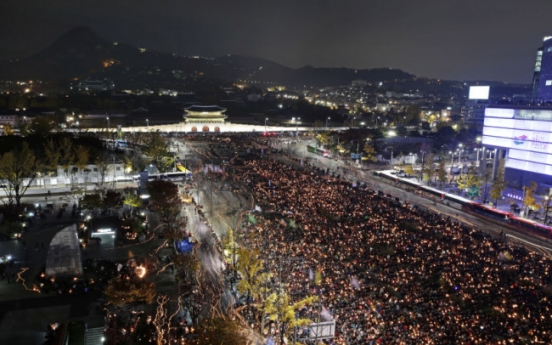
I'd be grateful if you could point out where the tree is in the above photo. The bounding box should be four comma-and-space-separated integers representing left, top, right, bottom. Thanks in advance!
523, 181, 539, 213
80, 193, 103, 212
143, 130, 171, 172
27, 115, 57, 137
456, 163, 481, 197
172, 250, 201, 284
362, 145, 377, 163
315, 131, 331, 147
123, 192, 142, 216
404, 104, 421, 125
43, 139, 61, 176
104, 278, 157, 307
259, 292, 318, 343
147, 180, 183, 232
312, 120, 324, 134
190, 317, 248, 345
74, 145, 90, 173
59, 137, 74, 182
422, 154, 435, 186
490, 160, 507, 206
103, 190, 123, 209
3, 124, 14, 136
437, 159, 447, 186
236, 247, 271, 306
94, 152, 111, 187
0, 142, 39, 207
404, 164, 415, 177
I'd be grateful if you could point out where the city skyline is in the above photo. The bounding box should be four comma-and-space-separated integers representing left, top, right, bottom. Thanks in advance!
2, 0, 552, 84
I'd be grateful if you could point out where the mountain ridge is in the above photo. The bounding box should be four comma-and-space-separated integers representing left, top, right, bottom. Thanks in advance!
0, 26, 529, 91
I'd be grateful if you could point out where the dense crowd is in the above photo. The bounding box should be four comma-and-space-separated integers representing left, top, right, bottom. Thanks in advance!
238, 156, 552, 345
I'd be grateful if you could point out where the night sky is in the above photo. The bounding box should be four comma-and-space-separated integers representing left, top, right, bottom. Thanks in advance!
2, 0, 552, 83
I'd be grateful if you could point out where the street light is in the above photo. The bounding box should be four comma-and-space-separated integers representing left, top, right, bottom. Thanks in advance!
449, 151, 453, 174
146, 119, 149, 128
106, 116, 110, 129
475, 148, 481, 162
296, 117, 300, 136
265, 117, 268, 132
326, 117, 330, 131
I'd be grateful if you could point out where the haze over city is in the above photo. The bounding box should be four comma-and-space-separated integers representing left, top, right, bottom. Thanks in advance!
3, 0, 552, 83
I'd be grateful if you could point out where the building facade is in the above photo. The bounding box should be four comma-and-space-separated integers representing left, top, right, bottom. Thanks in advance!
183, 105, 227, 132
533, 37, 552, 102
482, 105, 552, 191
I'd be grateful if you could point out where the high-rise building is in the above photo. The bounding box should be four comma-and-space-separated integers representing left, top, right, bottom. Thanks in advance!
533, 37, 552, 102
531, 47, 543, 100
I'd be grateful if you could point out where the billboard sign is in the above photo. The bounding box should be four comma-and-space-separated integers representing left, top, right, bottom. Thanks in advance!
469, 86, 490, 100
483, 107, 552, 176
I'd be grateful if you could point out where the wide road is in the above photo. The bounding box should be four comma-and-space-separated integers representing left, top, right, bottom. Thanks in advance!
282, 140, 552, 258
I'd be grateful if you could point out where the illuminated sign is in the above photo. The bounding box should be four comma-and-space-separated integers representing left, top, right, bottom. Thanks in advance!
469, 86, 490, 100
484, 107, 552, 176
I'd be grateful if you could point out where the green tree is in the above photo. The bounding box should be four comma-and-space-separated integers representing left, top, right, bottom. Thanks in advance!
123, 192, 142, 216
0, 142, 39, 207
456, 163, 481, 196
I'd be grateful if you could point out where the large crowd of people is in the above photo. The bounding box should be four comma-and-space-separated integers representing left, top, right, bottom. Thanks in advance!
236, 156, 552, 345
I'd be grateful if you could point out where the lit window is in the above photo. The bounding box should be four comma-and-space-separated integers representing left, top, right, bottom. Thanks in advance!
547, 80, 552, 86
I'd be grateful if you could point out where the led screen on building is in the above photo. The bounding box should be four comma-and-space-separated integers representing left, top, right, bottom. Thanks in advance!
469, 86, 490, 100
482, 107, 552, 176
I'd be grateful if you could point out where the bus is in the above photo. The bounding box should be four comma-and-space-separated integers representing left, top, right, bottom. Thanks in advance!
307, 144, 331, 158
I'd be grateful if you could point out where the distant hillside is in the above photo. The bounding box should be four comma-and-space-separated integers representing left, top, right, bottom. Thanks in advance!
0, 27, 419, 88
0, 26, 529, 95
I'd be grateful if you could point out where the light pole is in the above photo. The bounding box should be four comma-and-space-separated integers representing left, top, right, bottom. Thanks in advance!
146, 118, 149, 128
106, 116, 110, 129
326, 117, 330, 131
265, 117, 268, 133
449, 151, 453, 174
296, 117, 300, 136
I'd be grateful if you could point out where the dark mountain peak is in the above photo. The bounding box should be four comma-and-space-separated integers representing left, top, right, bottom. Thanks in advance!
40, 26, 106, 55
